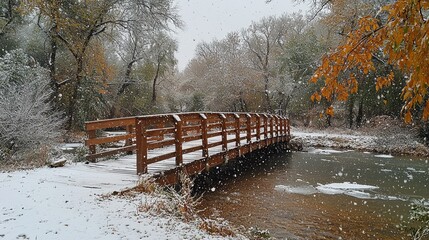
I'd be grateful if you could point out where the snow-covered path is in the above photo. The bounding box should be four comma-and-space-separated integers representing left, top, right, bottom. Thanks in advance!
0, 163, 225, 240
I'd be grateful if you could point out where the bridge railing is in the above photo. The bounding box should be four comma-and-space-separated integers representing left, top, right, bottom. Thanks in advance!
85, 112, 290, 174
85, 117, 136, 161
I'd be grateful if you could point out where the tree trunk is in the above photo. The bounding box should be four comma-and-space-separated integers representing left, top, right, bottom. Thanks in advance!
48, 37, 60, 105
49, 38, 57, 89
356, 98, 364, 128
347, 95, 355, 128
151, 60, 161, 104
264, 76, 273, 113
118, 61, 134, 95
240, 97, 248, 112
67, 57, 84, 130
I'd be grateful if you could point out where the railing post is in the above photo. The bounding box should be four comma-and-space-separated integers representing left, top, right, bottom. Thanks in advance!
287, 118, 290, 138
200, 113, 208, 158
136, 117, 148, 174
157, 123, 164, 141
234, 113, 241, 147
220, 114, 228, 151
124, 125, 133, 146
270, 115, 274, 144
87, 129, 97, 156
125, 125, 134, 154
280, 117, 285, 142
263, 114, 268, 146
275, 115, 280, 143
256, 114, 261, 141
173, 114, 183, 166
284, 117, 288, 141
246, 113, 252, 144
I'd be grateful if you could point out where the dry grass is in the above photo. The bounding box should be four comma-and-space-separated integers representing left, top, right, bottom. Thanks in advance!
0, 146, 51, 172
199, 218, 236, 237
137, 172, 202, 222
109, 172, 238, 237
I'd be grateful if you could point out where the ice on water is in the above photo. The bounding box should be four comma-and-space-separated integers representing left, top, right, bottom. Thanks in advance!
274, 185, 318, 195
275, 182, 391, 200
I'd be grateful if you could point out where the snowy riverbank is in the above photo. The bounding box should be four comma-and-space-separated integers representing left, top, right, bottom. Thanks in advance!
292, 122, 429, 157
0, 163, 237, 240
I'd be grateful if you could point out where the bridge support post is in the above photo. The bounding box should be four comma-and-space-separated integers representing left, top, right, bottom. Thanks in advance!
220, 114, 228, 151
280, 117, 285, 142
87, 129, 97, 156
287, 119, 290, 138
234, 114, 241, 148
234, 114, 241, 157
284, 117, 288, 141
283, 117, 289, 148
263, 114, 268, 147
125, 125, 134, 154
136, 117, 148, 174
199, 113, 208, 158
246, 114, 252, 153
255, 114, 261, 149
270, 115, 274, 145
173, 114, 183, 167
275, 116, 280, 143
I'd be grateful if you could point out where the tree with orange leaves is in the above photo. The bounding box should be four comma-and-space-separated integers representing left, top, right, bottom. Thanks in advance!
310, 0, 429, 123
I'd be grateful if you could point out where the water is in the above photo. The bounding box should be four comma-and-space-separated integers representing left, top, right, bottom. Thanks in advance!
197, 149, 429, 239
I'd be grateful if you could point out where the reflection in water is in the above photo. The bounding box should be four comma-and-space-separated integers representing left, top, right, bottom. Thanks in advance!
195, 150, 429, 239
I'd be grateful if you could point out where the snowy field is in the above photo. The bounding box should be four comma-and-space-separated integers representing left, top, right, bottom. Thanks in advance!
0, 163, 230, 240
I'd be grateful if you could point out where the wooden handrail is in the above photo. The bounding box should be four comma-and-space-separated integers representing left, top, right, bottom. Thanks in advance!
85, 112, 290, 175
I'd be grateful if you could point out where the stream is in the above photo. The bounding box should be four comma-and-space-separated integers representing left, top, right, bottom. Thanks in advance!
197, 149, 429, 239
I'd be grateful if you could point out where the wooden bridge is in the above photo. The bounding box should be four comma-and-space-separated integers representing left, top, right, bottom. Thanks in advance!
85, 112, 290, 184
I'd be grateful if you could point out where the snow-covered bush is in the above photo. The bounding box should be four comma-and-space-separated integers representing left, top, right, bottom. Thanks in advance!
402, 199, 429, 240
0, 49, 63, 162
409, 199, 429, 240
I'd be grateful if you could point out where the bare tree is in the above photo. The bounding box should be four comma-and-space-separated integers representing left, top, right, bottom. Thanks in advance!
146, 32, 178, 104
242, 16, 290, 113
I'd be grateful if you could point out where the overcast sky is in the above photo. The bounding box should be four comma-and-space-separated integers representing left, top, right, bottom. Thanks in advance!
173, 0, 310, 71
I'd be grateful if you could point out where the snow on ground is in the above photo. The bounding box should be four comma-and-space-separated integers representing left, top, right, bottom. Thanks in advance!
0, 163, 230, 240
60, 143, 83, 151
292, 127, 377, 151
291, 125, 429, 156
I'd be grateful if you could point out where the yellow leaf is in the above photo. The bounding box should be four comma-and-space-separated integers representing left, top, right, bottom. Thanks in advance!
326, 106, 334, 116
404, 111, 412, 124
403, 91, 412, 100
311, 93, 322, 102
423, 101, 429, 121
